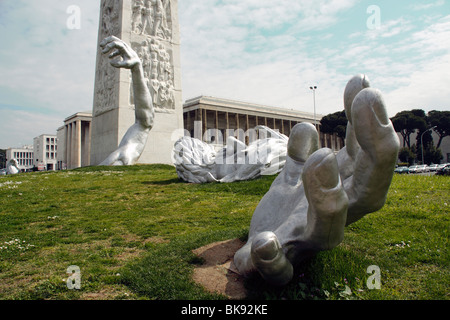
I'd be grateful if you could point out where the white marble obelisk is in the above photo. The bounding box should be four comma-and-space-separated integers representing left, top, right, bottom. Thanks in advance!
90, 0, 183, 165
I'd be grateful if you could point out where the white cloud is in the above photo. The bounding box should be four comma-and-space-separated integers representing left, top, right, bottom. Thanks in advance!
0, 1, 99, 101
0, 108, 62, 148
179, 0, 360, 115
382, 15, 450, 115
385, 53, 450, 114
406, 15, 450, 57
358, 17, 415, 41
328, 13, 450, 117
0, 0, 100, 148
411, 0, 446, 11
180, 2, 450, 121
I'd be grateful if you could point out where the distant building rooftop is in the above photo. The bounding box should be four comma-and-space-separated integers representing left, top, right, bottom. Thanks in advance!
183, 95, 323, 121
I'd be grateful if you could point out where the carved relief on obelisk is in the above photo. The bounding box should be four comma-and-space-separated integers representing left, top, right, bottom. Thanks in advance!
128, 0, 176, 112
131, 0, 172, 39
90, 0, 183, 166
93, 0, 121, 116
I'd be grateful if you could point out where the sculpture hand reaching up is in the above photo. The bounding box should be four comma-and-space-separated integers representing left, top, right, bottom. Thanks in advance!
100, 35, 141, 69
98, 36, 155, 166
233, 75, 400, 285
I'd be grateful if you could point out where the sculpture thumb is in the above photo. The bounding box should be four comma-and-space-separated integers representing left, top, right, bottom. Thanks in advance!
251, 231, 294, 286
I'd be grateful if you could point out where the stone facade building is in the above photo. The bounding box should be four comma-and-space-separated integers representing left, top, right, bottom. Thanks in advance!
183, 96, 344, 152
57, 112, 92, 170
33, 134, 58, 171
5, 146, 34, 171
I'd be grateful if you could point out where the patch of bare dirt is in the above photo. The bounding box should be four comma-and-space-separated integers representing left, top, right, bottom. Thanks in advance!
143, 236, 170, 244
192, 239, 247, 300
80, 285, 133, 300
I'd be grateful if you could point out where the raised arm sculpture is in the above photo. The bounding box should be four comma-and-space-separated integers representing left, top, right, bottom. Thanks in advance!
98, 36, 155, 166
233, 75, 400, 285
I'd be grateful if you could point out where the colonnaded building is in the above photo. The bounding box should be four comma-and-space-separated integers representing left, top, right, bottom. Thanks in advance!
56, 111, 92, 170
54, 96, 343, 169
182, 96, 343, 151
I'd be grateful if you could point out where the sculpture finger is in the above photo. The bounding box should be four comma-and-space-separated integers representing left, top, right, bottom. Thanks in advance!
344, 88, 400, 225
250, 231, 294, 286
287, 122, 319, 163
338, 74, 371, 163
110, 58, 130, 68
109, 49, 122, 59
99, 35, 121, 48
343, 74, 371, 125
101, 40, 126, 54
302, 148, 348, 250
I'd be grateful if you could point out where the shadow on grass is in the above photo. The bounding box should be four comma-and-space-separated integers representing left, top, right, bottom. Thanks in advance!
73, 164, 176, 173
141, 175, 277, 196
242, 246, 376, 300
190, 175, 277, 196
117, 226, 376, 301
118, 230, 248, 300
141, 178, 183, 185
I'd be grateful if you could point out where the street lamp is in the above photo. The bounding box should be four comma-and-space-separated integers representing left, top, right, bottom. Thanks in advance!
309, 86, 317, 129
421, 126, 437, 165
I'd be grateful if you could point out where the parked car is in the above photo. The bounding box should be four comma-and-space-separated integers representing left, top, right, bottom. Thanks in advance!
408, 165, 419, 173
416, 165, 429, 173
436, 164, 450, 176
395, 166, 409, 174
428, 164, 439, 172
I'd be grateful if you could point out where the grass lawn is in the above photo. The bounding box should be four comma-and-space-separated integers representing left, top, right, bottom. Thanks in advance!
0, 165, 448, 300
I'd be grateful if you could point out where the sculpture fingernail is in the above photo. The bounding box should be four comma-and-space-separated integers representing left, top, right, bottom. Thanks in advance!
253, 236, 279, 261
304, 149, 339, 190
344, 74, 371, 124
353, 88, 390, 127
371, 91, 389, 126
287, 123, 319, 162
315, 151, 339, 190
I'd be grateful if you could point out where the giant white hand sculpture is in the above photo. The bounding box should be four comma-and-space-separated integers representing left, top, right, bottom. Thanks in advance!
6, 159, 20, 175
99, 36, 155, 166
173, 126, 288, 183
233, 75, 400, 285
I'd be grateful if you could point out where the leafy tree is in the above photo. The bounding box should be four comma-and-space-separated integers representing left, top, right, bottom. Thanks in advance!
0, 149, 6, 169
398, 147, 416, 165
320, 110, 347, 146
391, 110, 427, 148
416, 127, 434, 161
428, 110, 450, 149
423, 145, 443, 165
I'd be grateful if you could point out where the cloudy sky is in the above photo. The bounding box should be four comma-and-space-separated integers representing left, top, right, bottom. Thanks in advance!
0, 0, 449, 149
